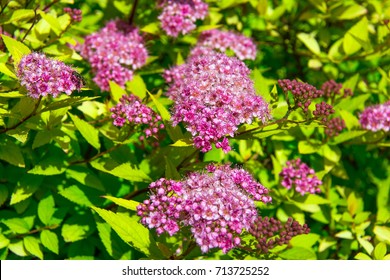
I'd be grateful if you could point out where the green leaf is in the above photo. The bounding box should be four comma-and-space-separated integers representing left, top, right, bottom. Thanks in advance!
330, 130, 367, 145
358, 237, 374, 255
90, 158, 151, 182
347, 192, 363, 216
298, 140, 322, 154
109, 81, 127, 103
338, 4, 367, 20
127, 75, 146, 100
0, 233, 10, 249
0, 63, 17, 79
141, 22, 160, 35
1, 35, 31, 66
2, 218, 31, 234
38, 11, 62, 35
41, 96, 98, 112
40, 230, 59, 254
58, 185, 93, 207
374, 242, 387, 260
0, 91, 24, 98
103, 196, 140, 211
8, 240, 28, 257
37, 194, 56, 225
374, 226, 390, 244
354, 252, 372, 260
61, 216, 92, 243
148, 91, 183, 141
290, 233, 320, 248
0, 185, 9, 207
170, 138, 193, 147
335, 230, 354, 239
23, 236, 43, 260
10, 174, 43, 205
320, 144, 341, 163
297, 32, 321, 55
69, 113, 101, 150
91, 206, 163, 258
252, 68, 272, 102
0, 9, 35, 25
339, 109, 360, 130
343, 17, 369, 55
28, 156, 67, 175
0, 137, 25, 167
279, 247, 317, 260
66, 166, 105, 191
165, 156, 181, 180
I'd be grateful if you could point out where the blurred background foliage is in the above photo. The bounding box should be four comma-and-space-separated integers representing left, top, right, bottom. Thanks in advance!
0, 0, 389, 260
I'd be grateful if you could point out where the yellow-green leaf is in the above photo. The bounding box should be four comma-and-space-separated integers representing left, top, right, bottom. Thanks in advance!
23, 236, 43, 260
69, 113, 101, 150
1, 35, 31, 66
103, 196, 140, 211
297, 32, 321, 55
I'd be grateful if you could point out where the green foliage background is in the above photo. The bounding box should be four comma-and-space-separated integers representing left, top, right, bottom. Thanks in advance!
0, 0, 390, 260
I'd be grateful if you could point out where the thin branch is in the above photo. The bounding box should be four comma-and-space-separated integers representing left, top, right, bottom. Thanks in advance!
128, 0, 139, 25
0, 0, 10, 16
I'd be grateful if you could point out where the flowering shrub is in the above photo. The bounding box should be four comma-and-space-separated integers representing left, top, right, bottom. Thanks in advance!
0, 0, 389, 261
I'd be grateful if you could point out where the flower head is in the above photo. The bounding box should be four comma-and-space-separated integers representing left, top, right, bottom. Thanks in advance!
359, 101, 390, 132
158, 0, 208, 37
192, 29, 257, 60
17, 52, 82, 99
280, 159, 322, 196
166, 52, 270, 153
137, 164, 272, 253
110, 93, 164, 139
77, 19, 148, 91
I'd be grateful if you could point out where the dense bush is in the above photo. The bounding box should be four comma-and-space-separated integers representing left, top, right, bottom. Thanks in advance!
0, 0, 389, 260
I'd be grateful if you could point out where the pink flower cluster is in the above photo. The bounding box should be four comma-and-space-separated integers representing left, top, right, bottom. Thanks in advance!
17, 52, 82, 99
359, 101, 390, 132
165, 52, 270, 153
278, 79, 323, 113
110, 94, 164, 139
191, 29, 257, 60
63, 7, 82, 22
249, 217, 310, 254
158, 0, 208, 37
137, 164, 272, 254
280, 159, 322, 196
324, 117, 345, 137
77, 19, 148, 91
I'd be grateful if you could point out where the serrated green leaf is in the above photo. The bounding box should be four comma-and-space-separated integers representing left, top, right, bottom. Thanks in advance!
10, 174, 43, 205
330, 130, 367, 145
90, 158, 151, 182
40, 230, 59, 254
374, 242, 387, 260
0, 185, 9, 207
91, 206, 163, 258
58, 185, 93, 207
339, 109, 360, 130
8, 240, 28, 257
252, 68, 272, 102
69, 113, 100, 150
61, 216, 92, 243
23, 236, 43, 260
1, 35, 31, 66
41, 96, 98, 112
28, 156, 67, 175
2, 218, 31, 234
37, 194, 56, 225
297, 32, 321, 55
279, 247, 317, 260
103, 196, 139, 211
127, 75, 146, 99
0, 91, 24, 98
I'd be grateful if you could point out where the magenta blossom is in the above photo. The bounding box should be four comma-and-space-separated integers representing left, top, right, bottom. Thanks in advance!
359, 101, 390, 132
